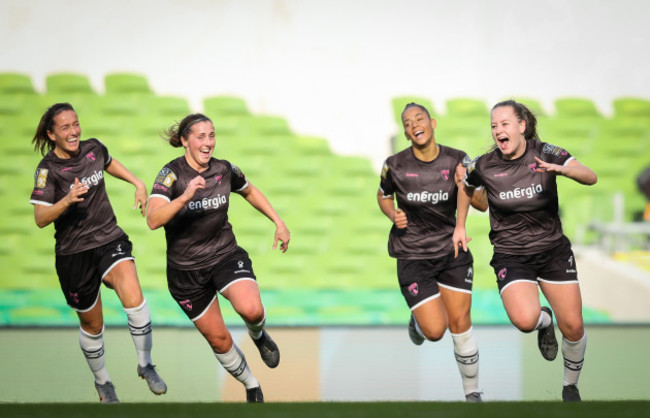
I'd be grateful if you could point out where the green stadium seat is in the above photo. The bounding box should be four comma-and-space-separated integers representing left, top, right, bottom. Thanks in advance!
292, 135, 331, 157
512, 97, 547, 117
104, 72, 154, 95
391, 96, 436, 126
554, 97, 601, 118
203, 95, 250, 117
99, 93, 146, 116
541, 118, 601, 159
445, 98, 489, 118
0, 72, 37, 95
142, 95, 191, 119
45, 72, 96, 95
246, 115, 292, 136
612, 97, 650, 119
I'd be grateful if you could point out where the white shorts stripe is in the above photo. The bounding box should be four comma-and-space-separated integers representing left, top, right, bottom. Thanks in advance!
219, 277, 257, 294
411, 293, 440, 311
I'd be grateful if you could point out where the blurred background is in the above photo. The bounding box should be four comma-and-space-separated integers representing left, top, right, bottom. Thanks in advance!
1, 0, 649, 402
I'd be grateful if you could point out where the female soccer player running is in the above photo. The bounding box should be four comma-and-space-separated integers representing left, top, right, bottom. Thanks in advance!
378, 103, 488, 402
29, 103, 166, 403
146, 113, 289, 403
453, 100, 597, 402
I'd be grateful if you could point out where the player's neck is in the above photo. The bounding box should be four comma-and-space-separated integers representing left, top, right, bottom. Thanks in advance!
412, 141, 439, 162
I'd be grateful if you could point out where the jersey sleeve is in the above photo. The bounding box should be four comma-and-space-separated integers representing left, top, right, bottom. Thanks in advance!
463, 156, 483, 189
541, 142, 573, 166
379, 159, 395, 197
230, 162, 248, 192
150, 166, 178, 202
97, 139, 112, 167
29, 166, 55, 206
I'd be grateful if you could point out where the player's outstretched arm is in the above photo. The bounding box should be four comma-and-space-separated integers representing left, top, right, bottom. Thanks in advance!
238, 182, 290, 252
106, 159, 148, 216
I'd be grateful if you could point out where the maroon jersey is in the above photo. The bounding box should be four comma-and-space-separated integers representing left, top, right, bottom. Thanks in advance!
29, 139, 124, 255
464, 140, 573, 254
150, 157, 248, 270
380, 145, 469, 259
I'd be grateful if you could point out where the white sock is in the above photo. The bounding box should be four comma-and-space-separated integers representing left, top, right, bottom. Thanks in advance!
562, 333, 587, 386
214, 343, 259, 389
246, 307, 266, 340
451, 327, 480, 395
535, 309, 552, 330
124, 299, 153, 367
79, 326, 111, 384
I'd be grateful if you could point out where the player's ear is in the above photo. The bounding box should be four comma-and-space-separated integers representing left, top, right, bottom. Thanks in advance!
430, 118, 437, 130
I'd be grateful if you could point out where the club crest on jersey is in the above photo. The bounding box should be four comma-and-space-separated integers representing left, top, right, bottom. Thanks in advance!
231, 163, 245, 179
542, 143, 564, 156
85, 152, 96, 162
529, 163, 538, 173
441, 169, 450, 180
465, 156, 478, 174
408, 283, 419, 296
215, 175, 223, 185
156, 168, 178, 188
381, 161, 390, 180
34, 168, 48, 188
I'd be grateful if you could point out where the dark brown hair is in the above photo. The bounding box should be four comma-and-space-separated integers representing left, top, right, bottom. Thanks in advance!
163, 113, 212, 147
32, 102, 76, 156
401, 102, 431, 122
492, 100, 539, 141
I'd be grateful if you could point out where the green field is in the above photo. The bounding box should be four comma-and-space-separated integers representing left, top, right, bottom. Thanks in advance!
1, 401, 649, 418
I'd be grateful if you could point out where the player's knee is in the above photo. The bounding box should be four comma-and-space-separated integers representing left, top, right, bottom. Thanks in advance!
560, 321, 584, 341
421, 325, 446, 342
510, 315, 538, 333
236, 303, 264, 324
448, 315, 471, 334
208, 333, 233, 354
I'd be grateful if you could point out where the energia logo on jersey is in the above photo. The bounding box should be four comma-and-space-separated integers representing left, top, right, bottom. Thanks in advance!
188, 195, 227, 211
70, 169, 103, 189
407, 190, 449, 204
498, 183, 543, 200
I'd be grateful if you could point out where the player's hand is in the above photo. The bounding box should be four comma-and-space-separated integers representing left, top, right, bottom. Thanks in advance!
454, 163, 466, 187
182, 175, 206, 200
133, 182, 148, 216
65, 178, 88, 206
534, 157, 563, 175
393, 209, 408, 229
273, 222, 290, 253
452, 226, 471, 258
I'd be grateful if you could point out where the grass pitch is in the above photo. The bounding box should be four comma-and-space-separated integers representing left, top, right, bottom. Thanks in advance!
1, 401, 649, 418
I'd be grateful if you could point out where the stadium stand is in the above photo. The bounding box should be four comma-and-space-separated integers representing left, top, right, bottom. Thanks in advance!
4, 73, 646, 327
45, 72, 96, 96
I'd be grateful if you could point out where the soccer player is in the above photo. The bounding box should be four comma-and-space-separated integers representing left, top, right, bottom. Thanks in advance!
452, 100, 597, 402
378, 102, 488, 402
29, 103, 167, 404
146, 113, 289, 403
